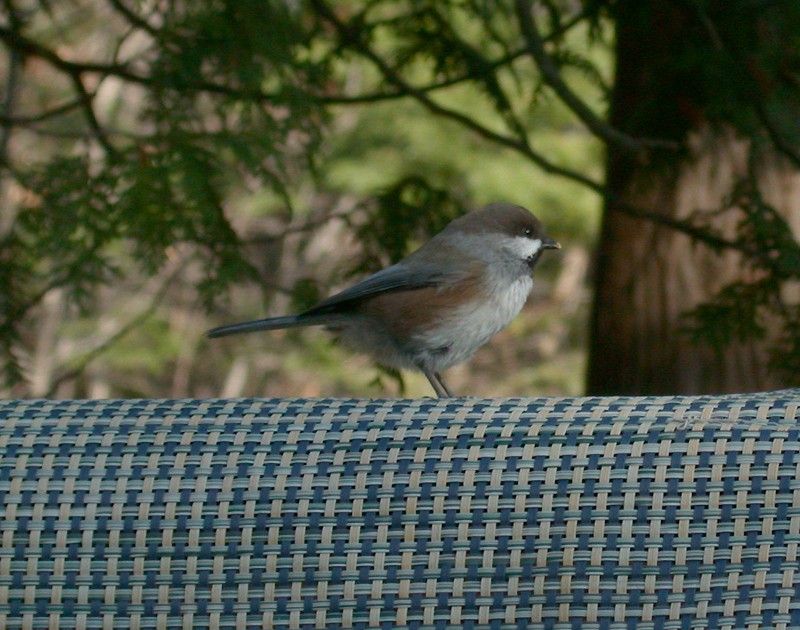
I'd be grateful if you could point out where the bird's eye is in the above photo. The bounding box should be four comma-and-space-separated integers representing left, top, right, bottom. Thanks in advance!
524, 227, 533, 238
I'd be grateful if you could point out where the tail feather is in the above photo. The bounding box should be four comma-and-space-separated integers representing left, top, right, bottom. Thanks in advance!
207, 314, 315, 339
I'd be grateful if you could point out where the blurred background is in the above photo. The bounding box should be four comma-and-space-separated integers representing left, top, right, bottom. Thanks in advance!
1, 0, 798, 399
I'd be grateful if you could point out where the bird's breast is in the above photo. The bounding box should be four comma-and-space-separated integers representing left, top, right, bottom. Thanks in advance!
418, 274, 533, 370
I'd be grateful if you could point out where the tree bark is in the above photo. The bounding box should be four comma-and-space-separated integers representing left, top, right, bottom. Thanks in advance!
587, 1, 800, 394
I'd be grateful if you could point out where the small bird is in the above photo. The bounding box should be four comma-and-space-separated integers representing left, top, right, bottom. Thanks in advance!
207, 202, 560, 397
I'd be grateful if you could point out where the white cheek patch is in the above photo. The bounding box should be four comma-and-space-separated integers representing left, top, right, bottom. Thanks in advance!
508, 236, 542, 260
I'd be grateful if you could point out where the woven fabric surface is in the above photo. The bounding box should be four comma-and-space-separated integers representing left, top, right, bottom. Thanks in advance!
0, 392, 799, 629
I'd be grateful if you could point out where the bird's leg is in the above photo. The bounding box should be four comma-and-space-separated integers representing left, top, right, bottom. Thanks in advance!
424, 371, 454, 398
434, 372, 454, 397
424, 371, 447, 397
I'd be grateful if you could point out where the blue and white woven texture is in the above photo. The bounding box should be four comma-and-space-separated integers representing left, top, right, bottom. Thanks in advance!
1, 391, 799, 629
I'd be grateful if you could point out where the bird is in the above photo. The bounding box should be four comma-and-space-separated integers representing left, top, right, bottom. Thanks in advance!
207, 202, 560, 397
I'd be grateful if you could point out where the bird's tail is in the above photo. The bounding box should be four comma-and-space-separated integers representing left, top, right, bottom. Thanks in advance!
206, 314, 327, 339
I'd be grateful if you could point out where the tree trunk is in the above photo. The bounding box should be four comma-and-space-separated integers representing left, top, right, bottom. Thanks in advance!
587, 2, 800, 394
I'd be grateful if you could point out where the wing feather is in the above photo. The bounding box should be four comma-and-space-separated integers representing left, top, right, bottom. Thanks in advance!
299, 263, 453, 318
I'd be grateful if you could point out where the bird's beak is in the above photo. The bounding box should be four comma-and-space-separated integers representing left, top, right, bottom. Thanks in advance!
542, 236, 561, 250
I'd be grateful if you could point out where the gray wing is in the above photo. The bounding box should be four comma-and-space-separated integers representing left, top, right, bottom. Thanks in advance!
299, 262, 453, 318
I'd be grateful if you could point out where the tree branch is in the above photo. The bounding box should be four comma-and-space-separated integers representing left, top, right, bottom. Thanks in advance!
318, 8, 588, 106
0, 25, 281, 103
308, 0, 756, 258
514, 0, 679, 155
4, 126, 142, 140
67, 70, 117, 156
106, 0, 160, 38
0, 98, 85, 126
0, 48, 20, 167
44, 263, 183, 396
682, 0, 800, 170
756, 104, 800, 170
319, 48, 527, 105
309, 1, 534, 153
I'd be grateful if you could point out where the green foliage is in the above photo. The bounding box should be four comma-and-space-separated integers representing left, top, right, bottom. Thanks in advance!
2, 0, 798, 395
1, 0, 328, 384
688, 280, 770, 349
602, 0, 800, 145
16, 144, 257, 306
351, 176, 466, 273
686, 177, 800, 385
290, 278, 325, 313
